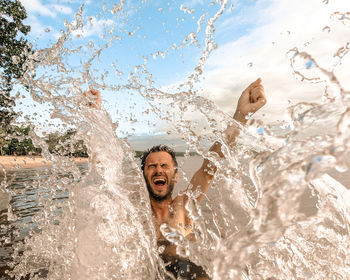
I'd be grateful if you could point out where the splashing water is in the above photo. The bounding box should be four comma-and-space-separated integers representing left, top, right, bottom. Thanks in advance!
1, 1, 350, 279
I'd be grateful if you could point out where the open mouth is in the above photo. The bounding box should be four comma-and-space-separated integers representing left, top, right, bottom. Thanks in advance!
153, 178, 166, 187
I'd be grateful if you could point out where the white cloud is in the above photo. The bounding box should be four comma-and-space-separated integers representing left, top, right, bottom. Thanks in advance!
21, 0, 56, 17
21, 0, 73, 17
20, 0, 72, 39
24, 14, 60, 39
199, 0, 350, 123
72, 17, 115, 38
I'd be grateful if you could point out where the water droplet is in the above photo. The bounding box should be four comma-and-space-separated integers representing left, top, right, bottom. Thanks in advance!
331, 11, 350, 24
257, 126, 264, 135
305, 60, 314, 69
287, 47, 299, 59
322, 26, 331, 33
303, 270, 313, 278
335, 163, 348, 172
158, 245, 165, 253
257, 164, 263, 173
312, 156, 323, 163
194, 66, 202, 75
11, 55, 20, 64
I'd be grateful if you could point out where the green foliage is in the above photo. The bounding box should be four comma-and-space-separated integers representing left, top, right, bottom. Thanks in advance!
0, 0, 31, 127
0, 0, 31, 88
46, 129, 88, 157
0, 125, 41, 156
0, 2, 88, 159
0, 1, 42, 157
0, 127, 88, 157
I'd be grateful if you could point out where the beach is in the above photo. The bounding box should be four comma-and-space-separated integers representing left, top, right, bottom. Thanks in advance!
0, 156, 88, 171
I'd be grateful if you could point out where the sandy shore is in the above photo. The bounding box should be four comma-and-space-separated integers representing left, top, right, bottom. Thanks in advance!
0, 156, 88, 171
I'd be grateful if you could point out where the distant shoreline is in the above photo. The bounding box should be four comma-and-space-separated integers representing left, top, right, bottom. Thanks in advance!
134, 151, 198, 157
0, 156, 88, 171
0, 152, 196, 171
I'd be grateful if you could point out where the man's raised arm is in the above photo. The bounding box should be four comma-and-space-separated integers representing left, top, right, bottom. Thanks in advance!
189, 78, 266, 203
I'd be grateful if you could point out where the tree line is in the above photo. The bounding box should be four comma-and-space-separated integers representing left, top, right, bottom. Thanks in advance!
0, 126, 88, 157
0, 1, 88, 157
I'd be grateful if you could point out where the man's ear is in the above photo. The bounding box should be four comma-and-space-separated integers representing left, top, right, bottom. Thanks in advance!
174, 170, 178, 183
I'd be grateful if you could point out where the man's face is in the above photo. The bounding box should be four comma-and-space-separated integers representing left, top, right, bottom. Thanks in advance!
143, 151, 178, 201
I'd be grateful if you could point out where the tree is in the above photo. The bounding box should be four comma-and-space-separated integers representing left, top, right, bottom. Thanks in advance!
0, 0, 31, 127
0, 125, 41, 156
46, 129, 88, 158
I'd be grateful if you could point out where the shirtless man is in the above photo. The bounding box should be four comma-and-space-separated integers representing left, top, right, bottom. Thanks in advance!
86, 78, 266, 279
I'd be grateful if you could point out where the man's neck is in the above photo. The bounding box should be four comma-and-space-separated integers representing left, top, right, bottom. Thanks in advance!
150, 196, 172, 222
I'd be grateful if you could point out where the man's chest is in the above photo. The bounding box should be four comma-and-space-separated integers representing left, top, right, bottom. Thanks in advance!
153, 204, 193, 240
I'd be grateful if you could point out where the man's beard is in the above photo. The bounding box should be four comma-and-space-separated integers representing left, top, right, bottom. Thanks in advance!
145, 177, 175, 202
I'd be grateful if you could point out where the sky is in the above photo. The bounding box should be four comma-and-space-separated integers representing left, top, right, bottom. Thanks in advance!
13, 0, 350, 151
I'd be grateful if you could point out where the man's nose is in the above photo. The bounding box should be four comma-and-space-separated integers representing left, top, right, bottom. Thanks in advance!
155, 165, 164, 174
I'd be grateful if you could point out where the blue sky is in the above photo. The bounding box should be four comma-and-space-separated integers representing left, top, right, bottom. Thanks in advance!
15, 0, 350, 150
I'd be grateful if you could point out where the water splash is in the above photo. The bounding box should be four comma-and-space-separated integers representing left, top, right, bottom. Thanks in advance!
1, 1, 350, 280
287, 48, 348, 101
322, 26, 331, 33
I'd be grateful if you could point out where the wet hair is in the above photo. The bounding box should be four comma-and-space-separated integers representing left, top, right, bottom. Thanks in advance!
140, 144, 178, 172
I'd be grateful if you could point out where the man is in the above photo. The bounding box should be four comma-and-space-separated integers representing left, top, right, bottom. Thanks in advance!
86, 78, 266, 279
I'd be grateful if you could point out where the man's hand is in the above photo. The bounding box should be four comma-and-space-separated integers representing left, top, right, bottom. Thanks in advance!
84, 89, 101, 110
233, 78, 266, 124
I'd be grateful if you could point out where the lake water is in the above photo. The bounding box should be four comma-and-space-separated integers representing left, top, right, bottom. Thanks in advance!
0, 164, 88, 279
1, 156, 349, 279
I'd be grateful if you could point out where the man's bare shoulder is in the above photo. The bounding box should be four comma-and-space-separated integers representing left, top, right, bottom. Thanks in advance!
172, 193, 186, 209
171, 194, 194, 229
